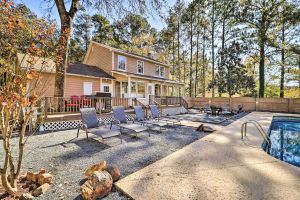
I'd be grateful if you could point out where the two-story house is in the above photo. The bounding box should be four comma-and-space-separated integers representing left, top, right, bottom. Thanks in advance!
17, 42, 183, 102
83, 41, 183, 101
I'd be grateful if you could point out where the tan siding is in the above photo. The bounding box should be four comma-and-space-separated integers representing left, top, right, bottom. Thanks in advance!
64, 75, 100, 97
84, 44, 112, 73
33, 72, 55, 97
114, 53, 171, 79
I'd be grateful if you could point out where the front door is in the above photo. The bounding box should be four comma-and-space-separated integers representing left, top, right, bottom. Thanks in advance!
147, 83, 154, 99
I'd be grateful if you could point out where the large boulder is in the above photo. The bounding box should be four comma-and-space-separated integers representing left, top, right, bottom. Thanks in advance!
106, 165, 121, 182
80, 171, 113, 200
85, 161, 107, 178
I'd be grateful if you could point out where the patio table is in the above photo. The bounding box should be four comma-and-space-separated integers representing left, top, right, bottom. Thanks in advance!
211, 107, 221, 116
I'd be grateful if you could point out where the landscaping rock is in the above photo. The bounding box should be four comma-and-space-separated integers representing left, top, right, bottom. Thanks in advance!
80, 171, 113, 200
80, 180, 94, 200
92, 171, 113, 198
37, 173, 53, 185
26, 172, 39, 183
19, 193, 34, 200
32, 183, 51, 197
106, 165, 121, 181
39, 169, 46, 174
84, 160, 107, 177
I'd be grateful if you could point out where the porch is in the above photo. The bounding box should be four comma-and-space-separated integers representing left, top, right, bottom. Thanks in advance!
111, 71, 184, 103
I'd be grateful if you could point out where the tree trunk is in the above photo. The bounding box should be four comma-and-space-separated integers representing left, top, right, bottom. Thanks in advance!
258, 40, 265, 98
220, 19, 225, 98
172, 35, 176, 79
202, 34, 206, 97
54, 0, 79, 97
55, 23, 71, 97
211, 0, 215, 97
183, 51, 186, 96
195, 29, 200, 98
177, 14, 181, 95
280, 20, 285, 98
189, 12, 193, 97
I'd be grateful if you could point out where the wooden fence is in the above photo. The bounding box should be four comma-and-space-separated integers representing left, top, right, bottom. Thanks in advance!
184, 97, 300, 113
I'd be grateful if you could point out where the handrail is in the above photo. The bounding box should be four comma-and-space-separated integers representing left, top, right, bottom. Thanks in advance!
241, 120, 271, 145
149, 98, 163, 116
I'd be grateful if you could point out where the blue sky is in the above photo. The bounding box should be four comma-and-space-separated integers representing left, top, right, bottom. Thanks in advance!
17, 0, 180, 31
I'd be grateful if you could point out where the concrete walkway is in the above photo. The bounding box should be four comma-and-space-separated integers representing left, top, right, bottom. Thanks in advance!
115, 112, 300, 200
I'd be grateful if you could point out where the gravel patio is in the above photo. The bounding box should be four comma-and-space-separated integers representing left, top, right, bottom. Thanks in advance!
2, 125, 208, 199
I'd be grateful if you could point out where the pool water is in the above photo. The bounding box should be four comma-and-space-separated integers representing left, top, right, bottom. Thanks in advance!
264, 116, 300, 167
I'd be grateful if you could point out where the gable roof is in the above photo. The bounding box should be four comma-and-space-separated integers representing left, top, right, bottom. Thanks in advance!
85, 41, 170, 67
67, 63, 115, 79
17, 53, 56, 73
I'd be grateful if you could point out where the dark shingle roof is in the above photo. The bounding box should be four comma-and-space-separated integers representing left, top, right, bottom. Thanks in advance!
67, 63, 115, 79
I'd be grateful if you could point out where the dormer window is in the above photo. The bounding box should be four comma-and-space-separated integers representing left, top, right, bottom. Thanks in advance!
155, 65, 164, 78
137, 60, 144, 74
118, 55, 126, 71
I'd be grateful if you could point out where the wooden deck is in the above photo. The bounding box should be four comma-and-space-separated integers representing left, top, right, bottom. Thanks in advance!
44, 105, 182, 122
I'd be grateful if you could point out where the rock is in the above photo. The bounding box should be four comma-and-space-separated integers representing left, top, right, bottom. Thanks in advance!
28, 183, 38, 191
80, 171, 113, 200
106, 165, 121, 181
84, 161, 107, 177
39, 169, 46, 174
26, 172, 39, 183
19, 193, 34, 200
37, 173, 53, 185
92, 171, 113, 199
32, 183, 51, 197
80, 180, 94, 200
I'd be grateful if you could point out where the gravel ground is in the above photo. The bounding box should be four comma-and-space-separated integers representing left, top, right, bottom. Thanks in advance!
1, 125, 209, 200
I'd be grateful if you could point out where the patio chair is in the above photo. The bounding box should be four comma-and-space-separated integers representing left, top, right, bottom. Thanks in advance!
77, 108, 122, 143
149, 105, 181, 126
112, 106, 150, 137
233, 105, 244, 114
220, 104, 232, 115
134, 106, 168, 132
203, 104, 212, 115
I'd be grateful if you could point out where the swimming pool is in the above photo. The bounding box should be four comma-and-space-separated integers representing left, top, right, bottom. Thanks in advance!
263, 116, 300, 167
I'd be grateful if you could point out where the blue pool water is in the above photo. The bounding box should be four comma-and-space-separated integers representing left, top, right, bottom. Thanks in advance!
263, 116, 300, 167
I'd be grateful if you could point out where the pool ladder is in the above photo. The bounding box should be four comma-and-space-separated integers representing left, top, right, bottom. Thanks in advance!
241, 120, 271, 146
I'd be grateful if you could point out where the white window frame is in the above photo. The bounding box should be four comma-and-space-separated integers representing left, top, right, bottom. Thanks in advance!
83, 82, 93, 95
101, 84, 111, 93
155, 65, 165, 78
137, 60, 144, 74
117, 55, 127, 71
103, 86, 110, 93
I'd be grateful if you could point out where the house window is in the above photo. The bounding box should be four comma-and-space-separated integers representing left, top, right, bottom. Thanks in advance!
83, 82, 93, 95
103, 86, 110, 93
131, 82, 137, 93
137, 82, 145, 98
118, 55, 126, 71
137, 60, 144, 74
155, 65, 164, 77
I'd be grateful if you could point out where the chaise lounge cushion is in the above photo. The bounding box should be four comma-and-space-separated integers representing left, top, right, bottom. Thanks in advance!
80, 108, 99, 128
149, 105, 160, 119
113, 106, 128, 123
134, 106, 145, 122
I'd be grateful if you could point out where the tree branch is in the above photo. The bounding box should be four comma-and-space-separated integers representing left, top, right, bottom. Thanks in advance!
69, 0, 80, 19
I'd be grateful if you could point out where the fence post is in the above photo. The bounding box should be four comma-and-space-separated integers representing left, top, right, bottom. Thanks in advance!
166, 96, 168, 107
43, 98, 48, 119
